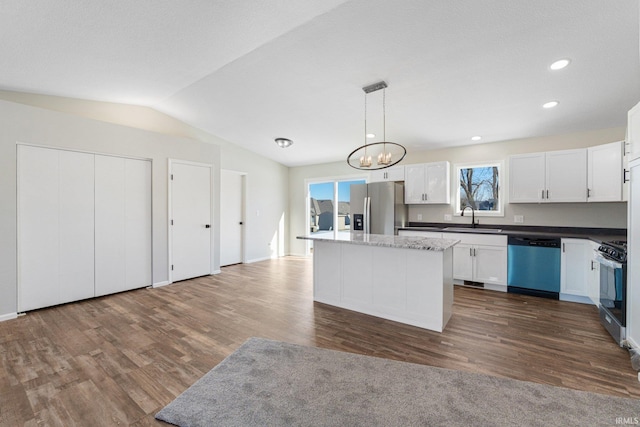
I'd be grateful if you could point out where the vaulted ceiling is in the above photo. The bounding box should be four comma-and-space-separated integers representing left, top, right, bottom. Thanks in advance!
2, 1, 638, 166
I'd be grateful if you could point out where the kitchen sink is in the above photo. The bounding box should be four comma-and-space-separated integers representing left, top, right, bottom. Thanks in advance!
443, 227, 502, 234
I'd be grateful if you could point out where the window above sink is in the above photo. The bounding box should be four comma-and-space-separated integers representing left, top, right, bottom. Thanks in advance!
455, 161, 505, 217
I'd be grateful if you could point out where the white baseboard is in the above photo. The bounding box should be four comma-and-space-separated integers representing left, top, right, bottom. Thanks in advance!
288, 252, 308, 257
245, 256, 272, 264
212, 270, 221, 275
484, 283, 507, 293
153, 281, 171, 288
559, 293, 592, 305
0, 312, 18, 322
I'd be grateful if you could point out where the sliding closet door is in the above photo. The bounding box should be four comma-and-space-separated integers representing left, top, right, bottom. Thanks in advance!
95, 156, 151, 296
18, 146, 95, 312
58, 151, 95, 302
124, 159, 152, 289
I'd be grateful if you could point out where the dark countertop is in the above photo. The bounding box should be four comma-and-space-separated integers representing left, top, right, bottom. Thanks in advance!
400, 222, 626, 244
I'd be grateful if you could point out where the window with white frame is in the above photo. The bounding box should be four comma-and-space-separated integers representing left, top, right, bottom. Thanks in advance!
455, 162, 503, 216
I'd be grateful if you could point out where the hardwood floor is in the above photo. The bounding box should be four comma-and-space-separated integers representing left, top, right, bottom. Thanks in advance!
1, 256, 638, 426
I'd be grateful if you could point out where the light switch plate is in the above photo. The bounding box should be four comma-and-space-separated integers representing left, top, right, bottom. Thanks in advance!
444, 214, 452, 221
514, 215, 524, 223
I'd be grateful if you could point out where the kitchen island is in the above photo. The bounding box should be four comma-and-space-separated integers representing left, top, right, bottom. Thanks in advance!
297, 233, 459, 332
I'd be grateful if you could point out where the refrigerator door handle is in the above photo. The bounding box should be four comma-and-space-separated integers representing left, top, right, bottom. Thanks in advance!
363, 198, 368, 233
365, 197, 371, 234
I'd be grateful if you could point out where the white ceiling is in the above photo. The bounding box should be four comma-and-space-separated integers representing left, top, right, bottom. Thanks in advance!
1, 0, 639, 167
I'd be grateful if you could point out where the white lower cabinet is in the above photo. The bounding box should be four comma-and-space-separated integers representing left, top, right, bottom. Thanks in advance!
560, 238, 593, 304
448, 233, 507, 291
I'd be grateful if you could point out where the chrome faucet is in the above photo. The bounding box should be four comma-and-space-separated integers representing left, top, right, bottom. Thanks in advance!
461, 205, 476, 228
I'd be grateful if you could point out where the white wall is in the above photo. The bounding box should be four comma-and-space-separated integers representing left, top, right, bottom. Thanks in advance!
0, 90, 290, 260
288, 127, 627, 255
0, 92, 289, 319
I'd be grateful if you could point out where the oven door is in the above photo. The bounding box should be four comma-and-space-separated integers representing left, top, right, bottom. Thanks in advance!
595, 252, 626, 326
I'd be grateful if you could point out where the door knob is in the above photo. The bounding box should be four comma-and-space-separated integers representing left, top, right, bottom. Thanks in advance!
205, 224, 211, 228
239, 222, 243, 225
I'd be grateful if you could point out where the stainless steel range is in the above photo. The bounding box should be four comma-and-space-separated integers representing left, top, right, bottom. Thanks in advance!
595, 240, 627, 346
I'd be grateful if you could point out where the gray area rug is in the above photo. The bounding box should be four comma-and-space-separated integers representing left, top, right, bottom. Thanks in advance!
156, 337, 639, 426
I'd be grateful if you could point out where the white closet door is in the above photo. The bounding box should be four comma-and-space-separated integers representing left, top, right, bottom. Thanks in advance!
95, 155, 126, 296
18, 146, 60, 311
124, 158, 152, 290
58, 151, 95, 303
18, 146, 94, 311
95, 155, 152, 296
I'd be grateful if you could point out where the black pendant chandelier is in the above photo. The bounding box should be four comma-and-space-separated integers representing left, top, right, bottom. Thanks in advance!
347, 81, 406, 170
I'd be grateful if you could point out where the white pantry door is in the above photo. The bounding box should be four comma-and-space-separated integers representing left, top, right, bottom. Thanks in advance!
220, 170, 244, 266
170, 161, 212, 281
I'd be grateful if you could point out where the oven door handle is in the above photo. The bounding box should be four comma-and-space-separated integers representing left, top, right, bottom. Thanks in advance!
593, 252, 623, 269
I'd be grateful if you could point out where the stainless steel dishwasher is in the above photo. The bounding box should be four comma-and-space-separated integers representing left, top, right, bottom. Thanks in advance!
507, 235, 561, 299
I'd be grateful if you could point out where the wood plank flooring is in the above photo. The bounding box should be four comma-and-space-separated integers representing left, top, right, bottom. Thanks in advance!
1, 256, 638, 426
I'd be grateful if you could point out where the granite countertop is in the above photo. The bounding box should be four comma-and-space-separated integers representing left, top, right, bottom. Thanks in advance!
400, 223, 626, 244
297, 233, 459, 251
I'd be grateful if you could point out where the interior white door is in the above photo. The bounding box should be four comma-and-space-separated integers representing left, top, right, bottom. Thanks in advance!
18, 146, 95, 311
220, 170, 243, 266
171, 162, 212, 281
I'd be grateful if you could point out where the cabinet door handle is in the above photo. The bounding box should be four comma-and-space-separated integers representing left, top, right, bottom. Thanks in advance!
546, 189, 549, 199
541, 189, 545, 199
470, 248, 473, 257
624, 169, 629, 183
562, 243, 565, 252
587, 188, 591, 198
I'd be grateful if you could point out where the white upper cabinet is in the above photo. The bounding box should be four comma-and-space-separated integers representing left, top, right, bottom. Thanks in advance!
509, 152, 546, 203
404, 161, 450, 204
628, 101, 640, 161
509, 149, 587, 203
546, 149, 587, 202
369, 165, 405, 182
587, 141, 623, 202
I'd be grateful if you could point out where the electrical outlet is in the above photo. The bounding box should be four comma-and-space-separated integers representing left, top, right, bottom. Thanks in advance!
417, 214, 423, 221
514, 215, 524, 223
444, 214, 452, 221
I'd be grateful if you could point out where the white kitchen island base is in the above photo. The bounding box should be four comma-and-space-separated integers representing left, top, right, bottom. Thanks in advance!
306, 235, 456, 332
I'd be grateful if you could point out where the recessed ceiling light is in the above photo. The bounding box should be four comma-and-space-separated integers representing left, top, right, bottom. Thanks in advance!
543, 101, 559, 109
471, 136, 482, 141
366, 133, 376, 138
275, 137, 293, 148
550, 59, 571, 70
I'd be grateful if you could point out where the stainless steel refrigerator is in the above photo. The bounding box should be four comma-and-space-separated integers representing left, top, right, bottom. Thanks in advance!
350, 181, 407, 235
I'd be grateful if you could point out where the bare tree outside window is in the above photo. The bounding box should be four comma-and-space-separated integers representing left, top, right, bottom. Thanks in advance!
458, 165, 500, 211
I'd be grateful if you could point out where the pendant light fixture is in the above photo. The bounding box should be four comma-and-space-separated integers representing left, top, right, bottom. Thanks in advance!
347, 81, 406, 170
